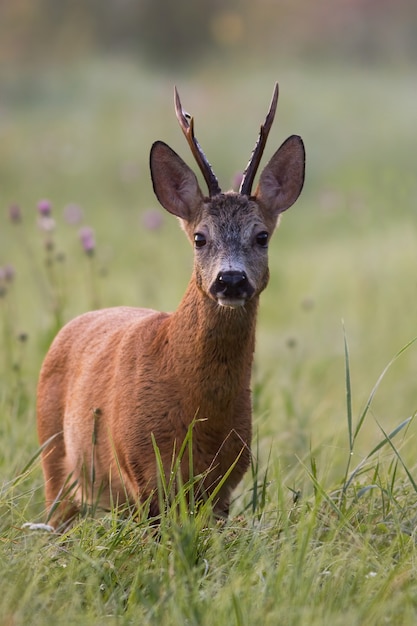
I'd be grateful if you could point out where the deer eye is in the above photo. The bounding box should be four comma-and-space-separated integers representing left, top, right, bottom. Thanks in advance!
255, 231, 269, 248
194, 233, 207, 248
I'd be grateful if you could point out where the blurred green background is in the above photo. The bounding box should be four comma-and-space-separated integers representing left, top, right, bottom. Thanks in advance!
0, 0, 416, 484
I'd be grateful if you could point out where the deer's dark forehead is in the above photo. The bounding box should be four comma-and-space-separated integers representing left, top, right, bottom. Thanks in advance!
203, 194, 263, 229
208, 193, 252, 214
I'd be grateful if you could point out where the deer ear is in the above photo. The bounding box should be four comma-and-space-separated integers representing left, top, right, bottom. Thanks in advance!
255, 135, 305, 218
150, 141, 204, 220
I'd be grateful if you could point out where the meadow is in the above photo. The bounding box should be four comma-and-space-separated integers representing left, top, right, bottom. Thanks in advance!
1, 58, 417, 624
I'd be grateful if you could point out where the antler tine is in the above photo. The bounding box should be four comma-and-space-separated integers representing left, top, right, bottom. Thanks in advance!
239, 83, 279, 197
174, 87, 221, 197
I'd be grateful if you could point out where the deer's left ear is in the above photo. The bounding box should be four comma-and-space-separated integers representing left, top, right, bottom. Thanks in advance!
255, 135, 305, 218
150, 140, 204, 221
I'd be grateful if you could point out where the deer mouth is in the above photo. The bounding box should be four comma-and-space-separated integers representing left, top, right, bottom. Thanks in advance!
217, 296, 247, 309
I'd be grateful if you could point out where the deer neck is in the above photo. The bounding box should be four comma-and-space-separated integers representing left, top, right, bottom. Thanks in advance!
164, 273, 258, 413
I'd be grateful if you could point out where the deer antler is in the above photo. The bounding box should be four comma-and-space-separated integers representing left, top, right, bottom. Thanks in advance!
174, 87, 221, 197
239, 83, 279, 197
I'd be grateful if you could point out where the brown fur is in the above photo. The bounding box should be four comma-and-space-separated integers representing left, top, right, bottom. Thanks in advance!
37, 92, 305, 530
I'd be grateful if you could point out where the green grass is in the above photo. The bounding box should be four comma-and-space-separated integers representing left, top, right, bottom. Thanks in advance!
1, 57, 417, 624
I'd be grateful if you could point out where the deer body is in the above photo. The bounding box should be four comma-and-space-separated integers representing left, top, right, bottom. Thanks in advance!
37, 85, 305, 529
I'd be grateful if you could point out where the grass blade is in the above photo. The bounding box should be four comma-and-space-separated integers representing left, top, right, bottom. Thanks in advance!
344, 414, 415, 493
353, 337, 417, 441
375, 417, 417, 493
343, 324, 353, 453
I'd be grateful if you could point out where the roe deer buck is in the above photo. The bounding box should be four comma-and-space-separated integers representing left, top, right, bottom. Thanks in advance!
36, 84, 305, 530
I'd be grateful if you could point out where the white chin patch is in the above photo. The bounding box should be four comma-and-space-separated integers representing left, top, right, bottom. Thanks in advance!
217, 297, 246, 309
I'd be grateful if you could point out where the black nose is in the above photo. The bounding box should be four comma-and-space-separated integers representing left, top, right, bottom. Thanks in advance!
213, 271, 249, 299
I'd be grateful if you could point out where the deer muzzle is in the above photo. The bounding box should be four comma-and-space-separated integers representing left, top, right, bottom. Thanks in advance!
210, 271, 255, 308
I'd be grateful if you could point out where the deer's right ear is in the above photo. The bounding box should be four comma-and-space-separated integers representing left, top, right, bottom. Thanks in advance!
255, 135, 305, 219
150, 141, 204, 221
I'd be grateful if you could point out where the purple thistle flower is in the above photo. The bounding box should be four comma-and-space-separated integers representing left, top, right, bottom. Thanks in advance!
0, 265, 13, 296
232, 172, 243, 192
8, 204, 22, 223
142, 209, 164, 231
63, 203, 83, 225
3, 264, 15, 282
37, 216, 56, 232
79, 226, 95, 256
37, 199, 52, 216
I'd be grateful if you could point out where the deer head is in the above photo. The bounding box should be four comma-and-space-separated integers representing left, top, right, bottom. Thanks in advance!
150, 84, 305, 308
